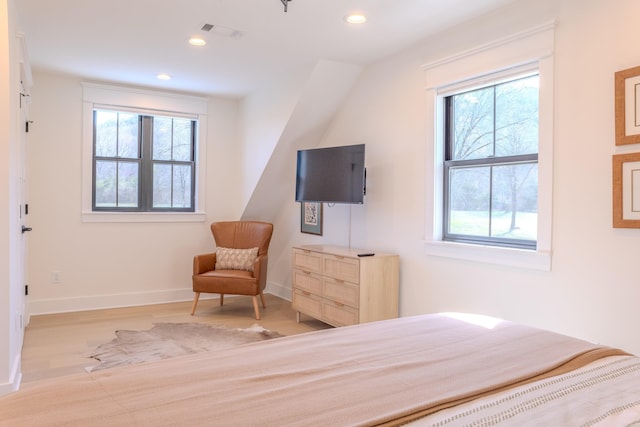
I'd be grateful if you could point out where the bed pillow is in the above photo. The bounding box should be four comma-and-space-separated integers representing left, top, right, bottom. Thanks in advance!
215, 247, 259, 272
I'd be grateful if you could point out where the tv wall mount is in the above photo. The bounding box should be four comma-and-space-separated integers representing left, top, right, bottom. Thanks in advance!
280, 0, 292, 12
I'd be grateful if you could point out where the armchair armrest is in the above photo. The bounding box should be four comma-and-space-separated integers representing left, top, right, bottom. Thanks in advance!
193, 253, 216, 275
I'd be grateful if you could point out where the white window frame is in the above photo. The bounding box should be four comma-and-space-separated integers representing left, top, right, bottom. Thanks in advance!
81, 82, 208, 223
422, 22, 555, 271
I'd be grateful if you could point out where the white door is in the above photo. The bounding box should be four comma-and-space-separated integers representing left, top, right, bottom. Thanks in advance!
17, 36, 32, 342
18, 84, 30, 331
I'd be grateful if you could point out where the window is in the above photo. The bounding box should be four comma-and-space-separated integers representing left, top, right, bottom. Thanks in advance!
93, 110, 196, 212
81, 82, 208, 222
443, 74, 539, 249
422, 23, 554, 270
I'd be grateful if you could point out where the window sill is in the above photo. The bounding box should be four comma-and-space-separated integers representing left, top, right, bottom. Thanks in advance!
81, 211, 207, 223
423, 240, 551, 271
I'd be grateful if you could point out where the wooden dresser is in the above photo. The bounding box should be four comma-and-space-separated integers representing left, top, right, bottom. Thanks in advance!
291, 245, 399, 327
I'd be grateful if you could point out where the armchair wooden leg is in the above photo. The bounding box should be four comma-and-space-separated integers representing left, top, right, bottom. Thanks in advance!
220, 294, 224, 306
252, 296, 261, 320
259, 292, 266, 308
190, 292, 200, 315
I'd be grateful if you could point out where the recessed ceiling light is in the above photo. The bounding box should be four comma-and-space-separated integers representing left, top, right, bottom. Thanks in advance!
156, 73, 172, 80
188, 37, 207, 46
345, 13, 366, 24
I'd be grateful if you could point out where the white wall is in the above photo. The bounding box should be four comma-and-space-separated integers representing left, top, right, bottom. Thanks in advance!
26, 72, 244, 314
268, 0, 640, 355
238, 64, 313, 206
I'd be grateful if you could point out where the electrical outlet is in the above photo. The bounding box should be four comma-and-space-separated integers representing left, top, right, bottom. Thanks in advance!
51, 271, 61, 284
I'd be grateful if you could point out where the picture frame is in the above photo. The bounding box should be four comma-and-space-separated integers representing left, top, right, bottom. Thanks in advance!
615, 65, 640, 146
612, 152, 640, 228
300, 202, 323, 235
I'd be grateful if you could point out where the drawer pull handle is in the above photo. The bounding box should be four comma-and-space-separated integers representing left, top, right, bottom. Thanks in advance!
303, 291, 311, 296
303, 271, 311, 275
334, 302, 345, 307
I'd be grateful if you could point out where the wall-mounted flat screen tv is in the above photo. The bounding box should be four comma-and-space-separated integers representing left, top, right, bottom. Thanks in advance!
295, 144, 366, 204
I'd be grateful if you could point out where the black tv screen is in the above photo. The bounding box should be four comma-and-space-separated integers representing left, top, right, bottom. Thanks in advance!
295, 144, 366, 204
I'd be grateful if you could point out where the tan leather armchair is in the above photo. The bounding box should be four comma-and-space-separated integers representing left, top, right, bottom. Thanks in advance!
191, 221, 274, 319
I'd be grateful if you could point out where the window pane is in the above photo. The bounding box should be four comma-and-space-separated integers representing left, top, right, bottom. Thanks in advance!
153, 163, 172, 208
117, 162, 139, 207
449, 164, 538, 241
153, 117, 173, 161
95, 111, 139, 159
449, 167, 490, 236
153, 117, 193, 162
117, 113, 139, 158
95, 111, 118, 157
452, 87, 494, 160
152, 164, 193, 208
95, 160, 117, 207
490, 163, 538, 240
172, 119, 193, 161
172, 165, 192, 208
495, 75, 539, 157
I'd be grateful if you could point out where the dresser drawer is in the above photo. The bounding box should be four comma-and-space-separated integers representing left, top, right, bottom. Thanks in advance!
292, 269, 322, 295
323, 254, 360, 283
323, 278, 359, 308
292, 249, 322, 274
292, 290, 323, 319
323, 300, 358, 327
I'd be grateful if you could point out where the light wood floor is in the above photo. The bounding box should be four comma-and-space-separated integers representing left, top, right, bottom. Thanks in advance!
21, 294, 330, 384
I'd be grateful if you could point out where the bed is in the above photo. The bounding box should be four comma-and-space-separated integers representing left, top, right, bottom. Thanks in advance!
1, 313, 639, 426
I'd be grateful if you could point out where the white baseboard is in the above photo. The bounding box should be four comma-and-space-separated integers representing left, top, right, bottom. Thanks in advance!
27, 288, 217, 316
27, 284, 292, 317
0, 354, 22, 396
266, 280, 291, 301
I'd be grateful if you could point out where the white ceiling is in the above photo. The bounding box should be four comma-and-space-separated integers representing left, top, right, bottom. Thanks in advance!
16, 0, 519, 98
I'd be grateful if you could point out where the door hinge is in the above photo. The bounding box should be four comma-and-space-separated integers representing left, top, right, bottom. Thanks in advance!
25, 285, 28, 296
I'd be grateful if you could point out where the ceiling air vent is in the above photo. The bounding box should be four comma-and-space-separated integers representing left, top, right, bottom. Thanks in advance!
199, 23, 243, 38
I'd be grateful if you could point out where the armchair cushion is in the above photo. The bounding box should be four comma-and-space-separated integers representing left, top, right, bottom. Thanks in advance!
215, 247, 259, 272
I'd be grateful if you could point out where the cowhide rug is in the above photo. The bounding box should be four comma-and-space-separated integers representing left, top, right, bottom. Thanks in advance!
86, 322, 282, 372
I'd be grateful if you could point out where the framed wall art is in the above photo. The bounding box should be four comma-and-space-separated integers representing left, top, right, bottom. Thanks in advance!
300, 202, 323, 235
615, 65, 640, 146
612, 152, 640, 228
